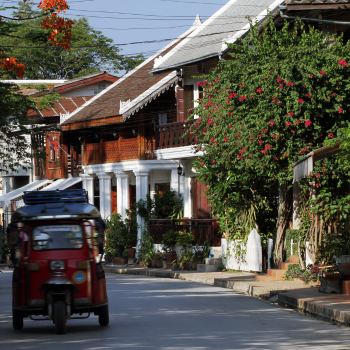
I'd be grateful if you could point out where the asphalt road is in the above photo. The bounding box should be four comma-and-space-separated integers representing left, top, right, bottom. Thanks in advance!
1, 270, 350, 350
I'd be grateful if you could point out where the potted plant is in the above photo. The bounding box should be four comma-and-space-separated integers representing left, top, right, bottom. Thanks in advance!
162, 229, 179, 263
121, 250, 128, 265
0, 239, 10, 264
191, 241, 210, 270
123, 209, 138, 259
177, 230, 194, 270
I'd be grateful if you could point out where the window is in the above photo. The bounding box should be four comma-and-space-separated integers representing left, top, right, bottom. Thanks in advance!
94, 83, 107, 95
32, 225, 84, 251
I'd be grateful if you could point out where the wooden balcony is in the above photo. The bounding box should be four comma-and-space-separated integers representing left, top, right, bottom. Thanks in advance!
84, 137, 156, 165
149, 218, 221, 247
156, 119, 196, 149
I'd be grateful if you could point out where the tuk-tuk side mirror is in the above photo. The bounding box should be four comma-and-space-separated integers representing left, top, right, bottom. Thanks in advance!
11, 230, 22, 249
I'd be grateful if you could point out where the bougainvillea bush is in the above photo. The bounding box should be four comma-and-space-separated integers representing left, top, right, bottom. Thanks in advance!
189, 17, 350, 263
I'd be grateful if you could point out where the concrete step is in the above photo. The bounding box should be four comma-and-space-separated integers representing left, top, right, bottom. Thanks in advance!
267, 269, 287, 279
255, 274, 279, 282
205, 258, 221, 266
197, 264, 218, 272
278, 262, 294, 270
290, 255, 299, 264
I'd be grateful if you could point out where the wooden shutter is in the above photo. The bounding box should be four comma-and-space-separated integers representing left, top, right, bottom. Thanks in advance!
196, 180, 211, 219
129, 185, 136, 210
184, 85, 194, 119
176, 86, 184, 122
190, 178, 197, 218
111, 186, 117, 214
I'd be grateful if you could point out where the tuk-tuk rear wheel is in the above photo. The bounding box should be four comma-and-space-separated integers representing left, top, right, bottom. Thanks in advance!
54, 301, 66, 334
98, 304, 109, 326
12, 308, 23, 330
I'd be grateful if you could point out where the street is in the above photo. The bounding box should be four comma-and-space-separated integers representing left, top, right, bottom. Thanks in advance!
1, 271, 350, 349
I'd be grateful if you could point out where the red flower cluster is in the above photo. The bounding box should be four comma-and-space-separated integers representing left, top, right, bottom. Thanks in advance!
269, 119, 275, 127
286, 122, 291, 127
261, 144, 272, 154
338, 59, 348, 67
0, 57, 25, 78
305, 120, 312, 127
320, 71, 325, 76
238, 96, 246, 101
306, 94, 311, 98
256, 88, 263, 94
328, 133, 334, 138
297, 99, 304, 103
339, 108, 343, 114
224, 137, 228, 142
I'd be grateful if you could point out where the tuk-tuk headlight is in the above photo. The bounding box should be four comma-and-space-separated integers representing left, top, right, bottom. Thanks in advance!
50, 260, 65, 271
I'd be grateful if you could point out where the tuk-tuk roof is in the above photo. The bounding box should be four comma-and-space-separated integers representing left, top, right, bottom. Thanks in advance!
12, 189, 102, 222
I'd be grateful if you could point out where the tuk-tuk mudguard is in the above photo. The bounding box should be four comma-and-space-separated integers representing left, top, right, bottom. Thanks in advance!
40, 278, 80, 291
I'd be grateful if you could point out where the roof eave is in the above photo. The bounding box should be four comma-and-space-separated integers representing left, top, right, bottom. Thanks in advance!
149, 52, 220, 74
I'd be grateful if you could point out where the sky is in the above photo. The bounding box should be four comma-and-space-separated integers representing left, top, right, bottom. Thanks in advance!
0, 0, 225, 62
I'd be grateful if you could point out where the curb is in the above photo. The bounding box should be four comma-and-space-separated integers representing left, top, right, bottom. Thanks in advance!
278, 290, 350, 326
104, 267, 185, 279
214, 278, 275, 297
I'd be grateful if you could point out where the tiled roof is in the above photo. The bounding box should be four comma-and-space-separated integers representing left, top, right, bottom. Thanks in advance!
286, 0, 350, 3
27, 96, 93, 118
151, 0, 284, 73
62, 28, 194, 125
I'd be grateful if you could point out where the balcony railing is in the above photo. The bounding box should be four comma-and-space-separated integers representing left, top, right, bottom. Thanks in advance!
149, 218, 221, 247
84, 138, 156, 165
156, 119, 196, 149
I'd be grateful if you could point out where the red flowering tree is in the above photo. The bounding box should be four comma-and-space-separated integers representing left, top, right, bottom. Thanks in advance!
190, 18, 350, 263
0, 0, 74, 172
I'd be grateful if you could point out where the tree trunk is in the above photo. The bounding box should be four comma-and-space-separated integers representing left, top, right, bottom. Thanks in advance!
275, 182, 293, 264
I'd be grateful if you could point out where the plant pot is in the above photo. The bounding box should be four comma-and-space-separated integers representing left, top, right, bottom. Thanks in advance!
111, 256, 116, 264
166, 251, 177, 263
120, 258, 128, 265
181, 261, 190, 271
162, 261, 169, 269
151, 259, 161, 268
115, 257, 122, 264
126, 248, 136, 259
105, 255, 112, 264
191, 261, 200, 270
338, 262, 350, 280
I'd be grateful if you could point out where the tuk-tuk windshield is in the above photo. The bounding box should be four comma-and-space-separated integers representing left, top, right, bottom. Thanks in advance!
32, 224, 84, 251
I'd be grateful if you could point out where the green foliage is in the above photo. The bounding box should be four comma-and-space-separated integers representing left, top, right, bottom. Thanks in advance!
137, 230, 154, 264
135, 189, 183, 221
176, 230, 194, 250
187, 16, 350, 259
161, 229, 179, 252
0, 238, 10, 259
284, 263, 318, 284
0, 1, 145, 79
191, 241, 210, 263
104, 211, 137, 256
285, 229, 299, 260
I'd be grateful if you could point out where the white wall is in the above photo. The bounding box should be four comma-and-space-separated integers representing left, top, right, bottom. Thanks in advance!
60, 81, 114, 97
222, 230, 263, 272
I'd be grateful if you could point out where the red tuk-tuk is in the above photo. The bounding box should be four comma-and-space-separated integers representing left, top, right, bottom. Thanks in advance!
10, 189, 109, 334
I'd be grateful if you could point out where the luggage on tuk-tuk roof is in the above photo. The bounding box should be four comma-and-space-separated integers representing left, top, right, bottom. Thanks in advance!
12, 189, 100, 222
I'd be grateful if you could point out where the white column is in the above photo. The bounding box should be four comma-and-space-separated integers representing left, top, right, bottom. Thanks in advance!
293, 182, 301, 229
170, 168, 179, 195
134, 169, 149, 243
97, 173, 112, 219
115, 171, 129, 220
80, 174, 94, 205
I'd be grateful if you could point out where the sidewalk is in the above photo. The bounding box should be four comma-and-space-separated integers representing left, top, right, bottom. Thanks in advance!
105, 265, 350, 326
104, 265, 314, 296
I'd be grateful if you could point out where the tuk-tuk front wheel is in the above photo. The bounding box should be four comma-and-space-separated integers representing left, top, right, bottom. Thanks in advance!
98, 304, 109, 326
54, 301, 66, 334
13, 308, 23, 330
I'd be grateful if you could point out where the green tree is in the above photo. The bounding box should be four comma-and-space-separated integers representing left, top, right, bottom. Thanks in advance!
0, 0, 75, 172
189, 18, 350, 263
0, 1, 144, 79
